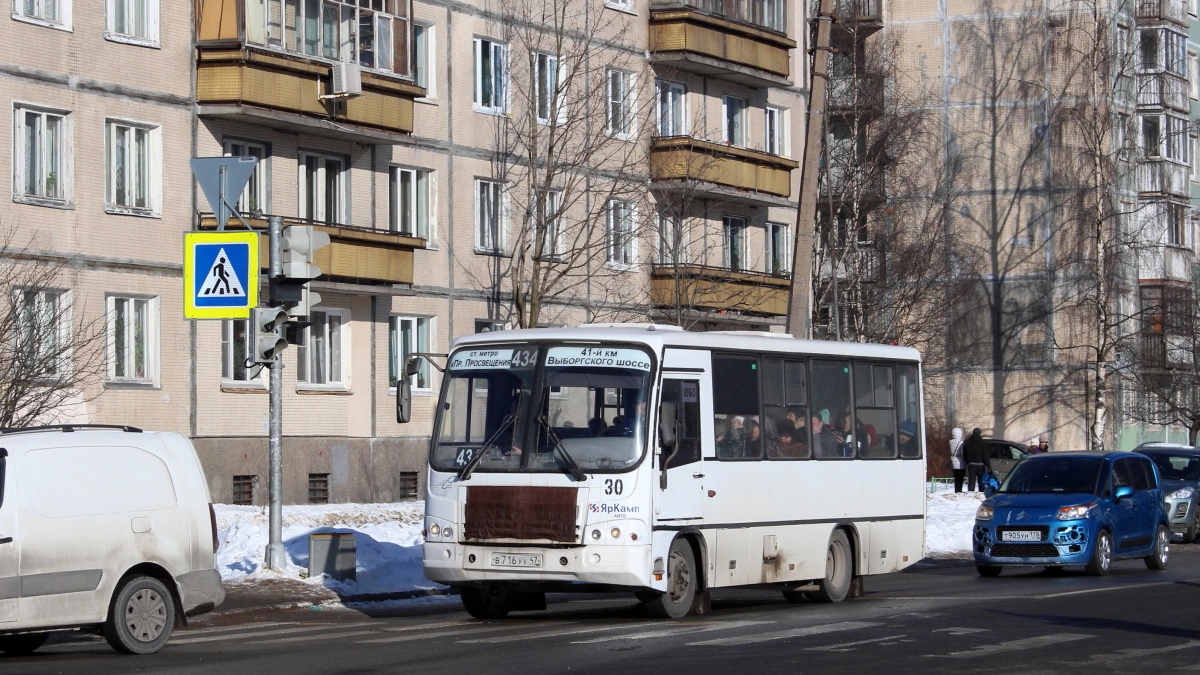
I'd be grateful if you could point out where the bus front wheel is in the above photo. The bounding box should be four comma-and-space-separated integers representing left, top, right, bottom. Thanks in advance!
643, 539, 697, 619
460, 584, 513, 620
813, 530, 853, 603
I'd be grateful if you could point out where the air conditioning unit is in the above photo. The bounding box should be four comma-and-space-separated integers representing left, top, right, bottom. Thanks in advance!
329, 62, 363, 98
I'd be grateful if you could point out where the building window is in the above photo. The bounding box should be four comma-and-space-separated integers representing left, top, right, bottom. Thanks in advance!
16, 288, 70, 381
1192, 135, 1199, 181
752, 0, 784, 32
767, 222, 789, 275
106, 120, 160, 214
605, 0, 632, 10
473, 37, 506, 113
106, 0, 158, 43
221, 318, 258, 384
245, 0, 409, 74
413, 23, 433, 96
535, 52, 565, 125
1168, 201, 1188, 246
389, 315, 431, 389
1191, 51, 1199, 100
390, 166, 431, 239
537, 189, 563, 260
606, 199, 635, 266
1141, 29, 1161, 70
107, 295, 157, 383
1165, 30, 1187, 77
1143, 116, 1161, 157
13, 106, 68, 204
1166, 115, 1189, 164
723, 96, 747, 146
724, 216, 748, 271
399, 471, 419, 499
475, 178, 504, 253
765, 106, 784, 155
657, 210, 684, 265
224, 140, 268, 216
297, 310, 345, 387
606, 69, 633, 138
656, 81, 685, 136
299, 151, 347, 225
475, 319, 504, 333
308, 473, 330, 504
232, 475, 256, 505
15, 0, 69, 27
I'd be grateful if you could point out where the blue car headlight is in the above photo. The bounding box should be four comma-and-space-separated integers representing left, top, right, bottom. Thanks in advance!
976, 505, 994, 521
1168, 487, 1195, 501
1057, 502, 1095, 520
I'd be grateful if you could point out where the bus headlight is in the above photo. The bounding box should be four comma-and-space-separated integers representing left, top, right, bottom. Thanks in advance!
442, 526, 454, 539
610, 527, 621, 539
591, 529, 602, 540
429, 523, 441, 537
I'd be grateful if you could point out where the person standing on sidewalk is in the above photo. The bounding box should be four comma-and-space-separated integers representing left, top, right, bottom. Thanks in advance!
962, 428, 992, 492
948, 427, 966, 493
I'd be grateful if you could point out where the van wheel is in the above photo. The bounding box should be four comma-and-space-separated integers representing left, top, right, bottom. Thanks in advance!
643, 539, 697, 619
460, 584, 513, 620
0, 632, 49, 656
104, 575, 175, 654
977, 564, 1003, 577
813, 530, 853, 603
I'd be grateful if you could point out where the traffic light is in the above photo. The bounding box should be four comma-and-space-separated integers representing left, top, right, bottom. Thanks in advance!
250, 306, 290, 363
285, 286, 322, 320
279, 225, 331, 280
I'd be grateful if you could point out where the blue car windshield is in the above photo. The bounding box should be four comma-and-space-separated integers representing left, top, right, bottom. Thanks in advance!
1145, 453, 1200, 482
999, 457, 1103, 494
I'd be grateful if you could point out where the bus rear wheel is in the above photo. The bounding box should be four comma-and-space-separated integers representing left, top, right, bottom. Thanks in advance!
813, 530, 853, 603
460, 584, 513, 620
643, 539, 697, 619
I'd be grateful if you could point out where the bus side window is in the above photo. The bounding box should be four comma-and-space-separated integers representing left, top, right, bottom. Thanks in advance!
660, 380, 700, 468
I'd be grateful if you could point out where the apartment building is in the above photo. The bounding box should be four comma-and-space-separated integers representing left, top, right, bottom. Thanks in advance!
1, 0, 809, 503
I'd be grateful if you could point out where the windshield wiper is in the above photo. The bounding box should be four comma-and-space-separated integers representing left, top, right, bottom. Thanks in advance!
459, 414, 516, 480
539, 416, 587, 482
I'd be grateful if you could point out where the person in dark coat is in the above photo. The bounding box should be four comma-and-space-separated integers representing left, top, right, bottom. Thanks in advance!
961, 427, 992, 492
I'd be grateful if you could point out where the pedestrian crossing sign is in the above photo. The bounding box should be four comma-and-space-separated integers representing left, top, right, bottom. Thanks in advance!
183, 231, 260, 319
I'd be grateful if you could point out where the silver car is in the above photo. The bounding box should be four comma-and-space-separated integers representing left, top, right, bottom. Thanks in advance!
1135, 443, 1200, 543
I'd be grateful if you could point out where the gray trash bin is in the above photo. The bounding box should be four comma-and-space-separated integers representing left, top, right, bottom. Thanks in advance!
309, 533, 357, 581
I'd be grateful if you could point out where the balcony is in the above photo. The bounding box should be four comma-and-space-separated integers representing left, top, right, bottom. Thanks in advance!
828, 74, 885, 116
1136, 159, 1189, 198
1137, 73, 1188, 112
649, 136, 799, 207
198, 215, 426, 285
648, 3, 796, 88
1135, 0, 1188, 26
649, 264, 790, 316
831, 0, 882, 33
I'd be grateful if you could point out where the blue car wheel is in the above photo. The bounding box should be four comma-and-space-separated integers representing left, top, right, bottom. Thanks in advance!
1086, 530, 1112, 576
1145, 525, 1169, 571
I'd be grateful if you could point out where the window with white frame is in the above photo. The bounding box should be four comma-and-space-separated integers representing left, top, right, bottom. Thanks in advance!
106, 119, 160, 214
106, 0, 158, 43
389, 315, 431, 389
537, 189, 563, 259
413, 23, 433, 96
475, 178, 504, 253
606, 199, 635, 266
1191, 51, 1199, 100
244, 0, 408, 74
1142, 115, 1162, 156
1166, 115, 1190, 164
15, 0, 69, 27
474, 38, 506, 113
723, 96, 747, 146
1168, 201, 1188, 246
297, 309, 346, 386
224, 139, 269, 216
604, 0, 632, 12
390, 166, 431, 239
1192, 135, 1199, 181
299, 151, 347, 225
766, 222, 789, 275
13, 106, 68, 203
657, 210, 684, 265
107, 294, 157, 383
723, 216, 748, 271
221, 318, 258, 384
765, 106, 784, 155
751, 0, 784, 32
1140, 29, 1161, 70
606, 69, 633, 138
16, 288, 70, 381
1165, 30, 1187, 76
535, 52, 565, 125
656, 81, 685, 136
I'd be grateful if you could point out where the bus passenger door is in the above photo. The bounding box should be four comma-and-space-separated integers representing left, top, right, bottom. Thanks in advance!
656, 375, 706, 523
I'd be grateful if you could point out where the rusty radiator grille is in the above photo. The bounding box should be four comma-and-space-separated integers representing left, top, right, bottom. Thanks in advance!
464, 486, 578, 543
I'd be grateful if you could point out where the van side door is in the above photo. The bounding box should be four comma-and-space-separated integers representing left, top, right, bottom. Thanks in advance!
0, 448, 16, 622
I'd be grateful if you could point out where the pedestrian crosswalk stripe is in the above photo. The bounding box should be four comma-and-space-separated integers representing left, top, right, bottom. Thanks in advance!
806, 634, 908, 652
933, 633, 1091, 658
259, 630, 380, 644
170, 622, 373, 645
461, 622, 645, 644
572, 620, 769, 644
1087, 640, 1200, 662
357, 625, 519, 644
689, 621, 880, 647
178, 621, 291, 636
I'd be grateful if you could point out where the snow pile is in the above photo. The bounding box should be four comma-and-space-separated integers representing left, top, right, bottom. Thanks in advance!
923, 486, 982, 559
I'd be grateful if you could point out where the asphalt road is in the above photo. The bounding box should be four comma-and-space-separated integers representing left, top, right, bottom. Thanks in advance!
12, 547, 1200, 674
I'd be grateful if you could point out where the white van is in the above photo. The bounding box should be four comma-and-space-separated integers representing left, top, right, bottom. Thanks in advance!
0, 425, 224, 656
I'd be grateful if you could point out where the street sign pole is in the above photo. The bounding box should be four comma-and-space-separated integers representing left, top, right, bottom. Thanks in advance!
265, 215, 286, 570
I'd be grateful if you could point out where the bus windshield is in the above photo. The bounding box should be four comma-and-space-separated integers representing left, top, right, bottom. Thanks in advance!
431, 343, 654, 475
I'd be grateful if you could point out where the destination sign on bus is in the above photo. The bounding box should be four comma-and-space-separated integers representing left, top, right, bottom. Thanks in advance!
546, 347, 651, 371
448, 349, 516, 371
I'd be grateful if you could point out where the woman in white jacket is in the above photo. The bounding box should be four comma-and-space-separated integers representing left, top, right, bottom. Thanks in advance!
949, 427, 965, 493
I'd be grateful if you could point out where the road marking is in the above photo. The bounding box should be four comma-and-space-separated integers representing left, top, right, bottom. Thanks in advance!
689, 621, 880, 647
170, 622, 373, 645
257, 630, 380, 644
1037, 582, 1175, 599
461, 623, 644, 644
806, 635, 907, 652
357, 625, 519, 644
572, 620, 769, 644
1087, 640, 1200, 661
933, 627, 989, 635
178, 622, 291, 636
932, 633, 1091, 658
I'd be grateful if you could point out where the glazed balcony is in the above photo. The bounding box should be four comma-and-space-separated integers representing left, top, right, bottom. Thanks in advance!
198, 214, 426, 285
650, 264, 790, 316
649, 136, 799, 207
1137, 73, 1188, 113
1135, 0, 1188, 26
649, 2, 796, 88
831, 0, 882, 33
1137, 159, 1189, 198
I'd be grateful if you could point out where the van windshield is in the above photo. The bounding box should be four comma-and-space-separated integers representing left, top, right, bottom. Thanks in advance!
430, 344, 654, 474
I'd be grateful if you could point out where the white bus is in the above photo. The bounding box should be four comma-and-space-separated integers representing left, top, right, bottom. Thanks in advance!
405, 324, 926, 619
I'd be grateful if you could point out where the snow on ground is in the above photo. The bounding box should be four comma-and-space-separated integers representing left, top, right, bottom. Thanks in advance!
214, 484, 983, 599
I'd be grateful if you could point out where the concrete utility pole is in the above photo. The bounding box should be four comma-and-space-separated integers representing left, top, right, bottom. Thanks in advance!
786, 0, 838, 339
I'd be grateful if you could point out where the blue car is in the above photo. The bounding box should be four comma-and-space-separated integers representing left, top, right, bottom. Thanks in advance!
973, 451, 1170, 577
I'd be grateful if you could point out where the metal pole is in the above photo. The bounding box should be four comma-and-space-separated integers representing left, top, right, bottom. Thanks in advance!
265, 215, 286, 570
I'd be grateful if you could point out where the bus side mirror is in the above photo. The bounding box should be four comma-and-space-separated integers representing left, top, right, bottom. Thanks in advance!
396, 378, 412, 423
659, 402, 678, 450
